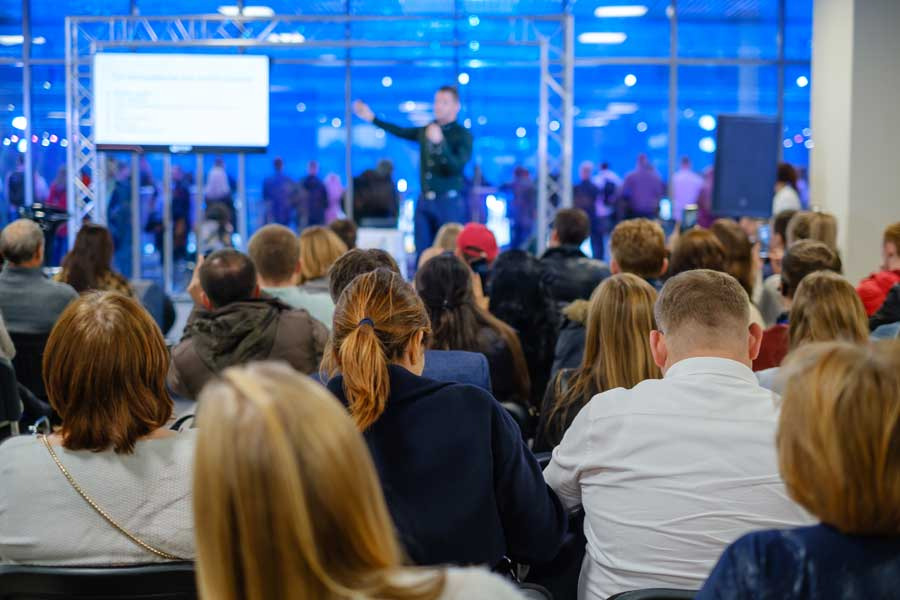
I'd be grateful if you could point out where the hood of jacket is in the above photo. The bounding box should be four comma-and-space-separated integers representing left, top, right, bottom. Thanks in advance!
561, 299, 591, 326
185, 297, 288, 373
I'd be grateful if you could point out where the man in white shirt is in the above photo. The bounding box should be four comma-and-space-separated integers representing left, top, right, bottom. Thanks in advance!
670, 156, 704, 222
543, 269, 811, 599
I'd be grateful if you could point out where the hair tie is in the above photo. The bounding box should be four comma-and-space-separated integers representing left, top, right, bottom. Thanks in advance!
358, 317, 375, 328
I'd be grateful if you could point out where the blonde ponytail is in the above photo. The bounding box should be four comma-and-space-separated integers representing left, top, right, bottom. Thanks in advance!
329, 268, 432, 431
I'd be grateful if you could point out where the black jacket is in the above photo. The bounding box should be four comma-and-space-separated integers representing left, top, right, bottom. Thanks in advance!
550, 299, 590, 385
540, 245, 611, 307
326, 365, 566, 567
870, 283, 900, 331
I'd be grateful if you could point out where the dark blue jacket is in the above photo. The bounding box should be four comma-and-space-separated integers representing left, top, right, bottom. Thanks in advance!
422, 350, 491, 392
327, 365, 566, 567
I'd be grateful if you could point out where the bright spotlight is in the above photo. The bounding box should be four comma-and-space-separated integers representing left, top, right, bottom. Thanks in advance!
458, 72, 470, 85
699, 137, 716, 153
698, 114, 716, 131
624, 73, 637, 87
381, 76, 393, 87
11, 115, 26, 130
796, 75, 809, 88
397, 178, 408, 193
515, 127, 526, 138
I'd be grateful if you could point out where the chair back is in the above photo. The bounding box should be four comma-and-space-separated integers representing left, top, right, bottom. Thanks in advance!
0, 357, 21, 440
9, 332, 50, 400
0, 562, 197, 599
606, 589, 697, 600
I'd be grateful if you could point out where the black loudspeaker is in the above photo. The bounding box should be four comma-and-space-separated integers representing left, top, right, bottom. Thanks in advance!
713, 115, 781, 218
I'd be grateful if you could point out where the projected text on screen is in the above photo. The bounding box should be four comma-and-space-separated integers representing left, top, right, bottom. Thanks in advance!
93, 53, 270, 149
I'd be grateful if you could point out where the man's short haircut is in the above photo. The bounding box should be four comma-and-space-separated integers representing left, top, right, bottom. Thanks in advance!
884, 222, 900, 250
609, 218, 666, 278
0, 218, 44, 264
247, 224, 299, 284
437, 85, 460, 102
553, 208, 591, 246
780, 240, 841, 299
327, 248, 401, 302
655, 269, 750, 344
786, 210, 838, 250
772, 209, 798, 243
329, 218, 358, 250
199, 249, 257, 308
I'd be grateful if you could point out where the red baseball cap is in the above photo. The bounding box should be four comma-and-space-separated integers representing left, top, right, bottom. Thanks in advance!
456, 223, 499, 263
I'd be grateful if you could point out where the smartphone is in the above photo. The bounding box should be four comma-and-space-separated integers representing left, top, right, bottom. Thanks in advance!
757, 223, 771, 259
681, 204, 699, 230
658, 198, 673, 222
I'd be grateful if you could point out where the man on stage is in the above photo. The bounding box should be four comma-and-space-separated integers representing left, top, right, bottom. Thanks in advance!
353, 85, 473, 257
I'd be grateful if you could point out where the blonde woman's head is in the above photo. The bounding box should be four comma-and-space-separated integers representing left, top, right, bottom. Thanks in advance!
788, 271, 868, 351
193, 362, 444, 600
299, 226, 348, 283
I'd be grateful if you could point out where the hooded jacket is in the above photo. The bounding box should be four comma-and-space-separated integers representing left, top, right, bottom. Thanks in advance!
167, 297, 328, 399
539, 245, 610, 308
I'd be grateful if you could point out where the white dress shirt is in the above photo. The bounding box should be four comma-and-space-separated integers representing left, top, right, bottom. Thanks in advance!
543, 357, 811, 600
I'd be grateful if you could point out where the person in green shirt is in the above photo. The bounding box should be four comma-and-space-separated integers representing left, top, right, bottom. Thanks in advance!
353, 85, 473, 259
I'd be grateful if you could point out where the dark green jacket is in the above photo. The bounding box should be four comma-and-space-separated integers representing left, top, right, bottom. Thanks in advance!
372, 117, 473, 195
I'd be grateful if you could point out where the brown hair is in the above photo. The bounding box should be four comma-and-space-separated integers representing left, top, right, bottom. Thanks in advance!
59, 224, 116, 293
328, 248, 401, 303
786, 211, 838, 250
778, 341, 900, 534
609, 218, 666, 278
195, 362, 445, 600
546, 274, 660, 441
667, 228, 727, 278
710, 218, 755, 297
329, 218, 358, 250
788, 271, 868, 351
884, 222, 900, 250
325, 269, 431, 430
655, 269, 750, 343
43, 292, 172, 453
553, 208, 591, 246
248, 224, 299, 284
299, 226, 348, 283
436, 85, 460, 102
776, 162, 798, 187
780, 239, 841, 299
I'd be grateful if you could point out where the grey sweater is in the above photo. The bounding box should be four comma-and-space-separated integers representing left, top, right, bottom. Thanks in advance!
0, 266, 78, 334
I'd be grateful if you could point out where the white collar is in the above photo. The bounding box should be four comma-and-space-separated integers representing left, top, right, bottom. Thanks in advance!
664, 356, 757, 385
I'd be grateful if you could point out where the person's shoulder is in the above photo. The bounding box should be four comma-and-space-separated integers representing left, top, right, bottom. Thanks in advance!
0, 433, 41, 459
440, 567, 525, 600
46, 277, 78, 299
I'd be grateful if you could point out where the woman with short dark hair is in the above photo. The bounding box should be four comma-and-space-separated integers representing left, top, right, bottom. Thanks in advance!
0, 292, 195, 565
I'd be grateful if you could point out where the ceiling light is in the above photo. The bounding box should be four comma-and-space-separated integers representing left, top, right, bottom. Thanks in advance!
594, 5, 648, 18
578, 32, 627, 44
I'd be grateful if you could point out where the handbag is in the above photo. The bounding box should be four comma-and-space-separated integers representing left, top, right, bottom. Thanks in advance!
40, 434, 186, 561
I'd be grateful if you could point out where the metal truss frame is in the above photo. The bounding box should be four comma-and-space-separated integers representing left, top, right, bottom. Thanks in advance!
65, 12, 573, 261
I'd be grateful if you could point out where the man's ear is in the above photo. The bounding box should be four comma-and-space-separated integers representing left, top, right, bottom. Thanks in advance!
200, 292, 213, 311
659, 257, 669, 278
251, 285, 261, 299
649, 330, 668, 370
748, 322, 764, 361
610, 258, 620, 274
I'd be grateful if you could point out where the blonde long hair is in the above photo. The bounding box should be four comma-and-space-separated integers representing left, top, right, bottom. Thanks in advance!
194, 362, 445, 600
546, 274, 660, 440
299, 226, 348, 283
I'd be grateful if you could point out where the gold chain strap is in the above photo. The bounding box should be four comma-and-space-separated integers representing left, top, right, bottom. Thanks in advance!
39, 434, 185, 561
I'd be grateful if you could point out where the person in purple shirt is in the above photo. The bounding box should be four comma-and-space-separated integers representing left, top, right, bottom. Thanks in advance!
697, 340, 900, 600
670, 156, 705, 222
621, 154, 664, 220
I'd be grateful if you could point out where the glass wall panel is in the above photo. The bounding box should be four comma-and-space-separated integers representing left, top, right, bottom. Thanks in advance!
0, 65, 24, 227
0, 1, 24, 58
574, 3, 670, 58
785, 0, 813, 60
678, 0, 779, 59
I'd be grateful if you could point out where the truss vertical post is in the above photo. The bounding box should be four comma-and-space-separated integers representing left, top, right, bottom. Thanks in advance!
162, 153, 173, 294
537, 40, 550, 256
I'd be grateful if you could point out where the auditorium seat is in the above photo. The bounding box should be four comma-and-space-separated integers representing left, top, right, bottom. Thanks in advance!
606, 589, 697, 599
0, 357, 21, 441
0, 562, 197, 600
9, 332, 49, 401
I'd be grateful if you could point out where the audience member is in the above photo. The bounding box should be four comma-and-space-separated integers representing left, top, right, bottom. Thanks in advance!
666, 228, 727, 278
608, 218, 667, 288
0, 219, 77, 334
296, 225, 348, 328
540, 208, 611, 307
193, 362, 525, 600
455, 222, 499, 297
856, 221, 900, 315
328, 248, 491, 391
247, 224, 305, 309
544, 270, 811, 599
573, 161, 606, 260
757, 271, 868, 392
328, 218, 358, 250
710, 218, 779, 326
300, 160, 328, 227
536, 274, 659, 452
786, 210, 839, 252
754, 240, 842, 371
167, 249, 327, 399
772, 162, 802, 214
323, 268, 566, 566
0, 292, 195, 565
416, 254, 531, 407
698, 340, 900, 600
763, 208, 799, 298
621, 154, 664, 220
670, 156, 704, 222
870, 283, 900, 331
489, 250, 559, 411
262, 157, 296, 227
418, 222, 463, 268
56, 224, 133, 296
